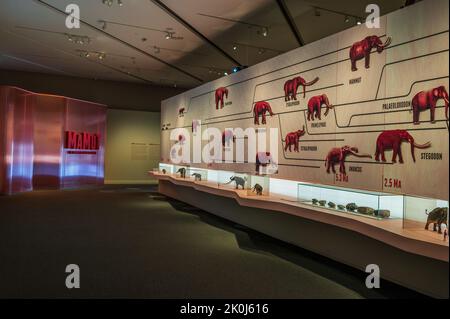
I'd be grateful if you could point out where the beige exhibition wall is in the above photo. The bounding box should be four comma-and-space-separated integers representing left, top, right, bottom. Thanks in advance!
105, 109, 160, 184
161, 0, 449, 200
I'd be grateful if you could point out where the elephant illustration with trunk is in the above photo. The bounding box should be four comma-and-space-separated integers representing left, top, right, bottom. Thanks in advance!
375, 130, 431, 163
222, 129, 236, 147
284, 126, 305, 152
284, 76, 319, 101
349, 35, 391, 71
411, 86, 449, 124
325, 146, 372, 174
253, 101, 274, 125
215, 87, 229, 109
307, 94, 333, 121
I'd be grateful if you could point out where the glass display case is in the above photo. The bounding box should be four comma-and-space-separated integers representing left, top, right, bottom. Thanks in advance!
217, 171, 250, 191
158, 163, 174, 175
247, 174, 270, 197
297, 182, 403, 219
403, 195, 448, 235
187, 167, 208, 182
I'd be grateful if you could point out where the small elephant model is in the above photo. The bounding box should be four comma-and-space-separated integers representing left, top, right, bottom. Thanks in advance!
252, 183, 263, 195
375, 130, 431, 163
307, 94, 333, 121
215, 87, 229, 109
349, 35, 391, 71
346, 203, 358, 212
319, 200, 327, 206
224, 176, 247, 190
177, 168, 186, 178
284, 76, 319, 101
425, 207, 448, 234
253, 101, 274, 125
411, 86, 449, 124
328, 202, 336, 209
357, 207, 375, 216
312, 199, 319, 205
325, 146, 372, 174
337, 204, 346, 210
192, 173, 202, 181
222, 130, 236, 147
284, 126, 306, 152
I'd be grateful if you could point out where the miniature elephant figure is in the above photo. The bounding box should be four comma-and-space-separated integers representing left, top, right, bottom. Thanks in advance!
215, 87, 229, 110
349, 35, 391, 71
375, 130, 431, 163
284, 126, 305, 152
192, 173, 202, 181
256, 152, 274, 172
346, 203, 358, 212
224, 176, 247, 190
425, 207, 448, 234
177, 168, 186, 178
325, 146, 372, 174
284, 76, 319, 101
252, 183, 263, 195
307, 94, 333, 121
319, 200, 327, 206
253, 101, 274, 125
411, 86, 449, 124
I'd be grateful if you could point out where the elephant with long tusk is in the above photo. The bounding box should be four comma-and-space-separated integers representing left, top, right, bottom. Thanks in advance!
349, 35, 391, 71
325, 146, 372, 174
375, 130, 431, 163
412, 85, 449, 124
307, 94, 333, 121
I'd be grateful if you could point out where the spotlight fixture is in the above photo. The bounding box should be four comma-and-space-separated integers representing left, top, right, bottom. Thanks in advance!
356, 18, 362, 25
165, 32, 172, 40
261, 27, 268, 37
258, 48, 265, 55
78, 50, 107, 60
232, 44, 238, 51
153, 46, 161, 54
65, 33, 90, 45
99, 20, 107, 30
102, 0, 123, 7
344, 16, 350, 23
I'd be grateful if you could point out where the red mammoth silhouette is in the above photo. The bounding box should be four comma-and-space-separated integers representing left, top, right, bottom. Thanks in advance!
215, 87, 229, 109
284, 126, 305, 152
325, 146, 372, 174
253, 101, 274, 125
307, 94, 333, 121
375, 130, 431, 163
178, 107, 185, 115
222, 130, 236, 147
284, 76, 319, 101
412, 86, 449, 124
349, 35, 391, 71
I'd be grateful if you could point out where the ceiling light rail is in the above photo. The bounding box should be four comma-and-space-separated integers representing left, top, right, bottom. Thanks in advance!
197, 13, 269, 37
97, 20, 183, 40
311, 6, 364, 25
15, 26, 91, 46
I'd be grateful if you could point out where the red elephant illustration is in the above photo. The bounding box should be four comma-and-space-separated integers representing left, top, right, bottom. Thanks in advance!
284, 126, 305, 152
253, 101, 274, 125
411, 86, 449, 124
256, 152, 273, 172
284, 76, 319, 101
375, 130, 431, 163
222, 130, 236, 147
349, 35, 391, 71
307, 94, 333, 121
325, 146, 372, 174
215, 87, 229, 109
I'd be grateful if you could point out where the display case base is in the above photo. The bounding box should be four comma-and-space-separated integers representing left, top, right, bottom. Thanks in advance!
158, 178, 448, 298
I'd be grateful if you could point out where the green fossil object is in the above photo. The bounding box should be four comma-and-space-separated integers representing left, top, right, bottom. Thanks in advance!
357, 206, 375, 215
346, 203, 358, 212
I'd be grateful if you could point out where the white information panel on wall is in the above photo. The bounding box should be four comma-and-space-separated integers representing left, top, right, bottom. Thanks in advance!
160, 0, 449, 202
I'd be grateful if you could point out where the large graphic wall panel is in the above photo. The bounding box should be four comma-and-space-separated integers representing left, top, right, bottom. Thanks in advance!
161, 0, 449, 200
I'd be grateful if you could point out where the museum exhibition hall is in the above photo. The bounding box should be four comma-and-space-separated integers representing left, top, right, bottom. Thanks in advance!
0, 0, 448, 300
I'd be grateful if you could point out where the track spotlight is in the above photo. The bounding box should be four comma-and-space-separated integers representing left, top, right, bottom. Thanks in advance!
102, 0, 122, 7
261, 27, 268, 37
232, 44, 238, 51
344, 16, 350, 23
118, 0, 123, 6
154, 46, 161, 54
99, 20, 107, 30
258, 48, 265, 55
356, 18, 362, 25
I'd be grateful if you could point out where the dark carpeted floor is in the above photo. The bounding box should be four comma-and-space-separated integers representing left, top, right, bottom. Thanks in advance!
0, 183, 426, 299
